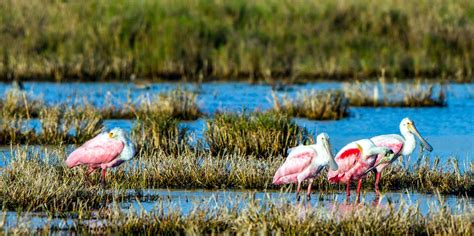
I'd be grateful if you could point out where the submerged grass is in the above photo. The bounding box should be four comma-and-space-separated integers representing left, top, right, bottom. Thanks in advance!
344, 77, 447, 107
1, 195, 472, 234
0, 0, 472, 81
204, 112, 308, 158
272, 90, 349, 120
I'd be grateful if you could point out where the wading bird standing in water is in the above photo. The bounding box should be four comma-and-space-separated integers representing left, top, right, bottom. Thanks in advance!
327, 139, 395, 202
273, 133, 338, 201
65, 128, 135, 187
365, 118, 433, 196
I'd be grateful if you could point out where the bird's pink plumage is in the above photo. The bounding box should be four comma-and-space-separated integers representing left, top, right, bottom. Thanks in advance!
66, 133, 124, 168
327, 148, 363, 183
273, 149, 314, 185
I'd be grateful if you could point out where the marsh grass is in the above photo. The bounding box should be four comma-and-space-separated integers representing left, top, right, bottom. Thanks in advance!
272, 90, 349, 120
131, 114, 189, 156
344, 78, 447, 107
0, 105, 103, 145
1, 0, 472, 81
0, 147, 470, 212
1, 196, 472, 234
136, 87, 201, 120
204, 112, 308, 158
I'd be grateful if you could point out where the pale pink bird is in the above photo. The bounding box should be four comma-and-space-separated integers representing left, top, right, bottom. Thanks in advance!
364, 118, 433, 196
273, 133, 338, 201
327, 139, 394, 202
65, 128, 135, 186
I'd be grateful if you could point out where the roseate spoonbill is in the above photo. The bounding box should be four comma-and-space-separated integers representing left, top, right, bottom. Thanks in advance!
327, 139, 395, 202
364, 118, 433, 195
65, 128, 135, 186
273, 133, 338, 201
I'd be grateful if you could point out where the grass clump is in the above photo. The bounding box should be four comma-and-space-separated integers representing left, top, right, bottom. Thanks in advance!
343, 77, 447, 107
0, 105, 103, 145
136, 87, 201, 120
131, 113, 189, 156
204, 112, 308, 158
272, 90, 349, 120
0, 147, 107, 212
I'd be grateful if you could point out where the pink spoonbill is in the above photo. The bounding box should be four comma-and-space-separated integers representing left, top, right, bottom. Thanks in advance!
65, 128, 135, 186
327, 139, 395, 202
273, 133, 338, 201
365, 118, 433, 195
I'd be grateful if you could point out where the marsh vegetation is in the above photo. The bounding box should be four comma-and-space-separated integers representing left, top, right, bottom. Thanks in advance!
0, 0, 472, 81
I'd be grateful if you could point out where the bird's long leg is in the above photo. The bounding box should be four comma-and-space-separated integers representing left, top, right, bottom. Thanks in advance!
306, 179, 313, 201
296, 182, 302, 202
84, 167, 95, 185
374, 172, 381, 197
346, 182, 351, 203
100, 169, 107, 188
356, 179, 363, 203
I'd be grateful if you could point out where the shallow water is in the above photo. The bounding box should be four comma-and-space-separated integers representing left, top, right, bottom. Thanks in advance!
1, 82, 473, 161
1, 189, 472, 231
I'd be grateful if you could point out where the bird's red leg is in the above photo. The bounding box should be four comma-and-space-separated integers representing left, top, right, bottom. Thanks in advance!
356, 179, 363, 203
346, 182, 351, 203
100, 169, 107, 188
296, 182, 301, 202
374, 172, 381, 197
306, 179, 313, 201
84, 167, 95, 185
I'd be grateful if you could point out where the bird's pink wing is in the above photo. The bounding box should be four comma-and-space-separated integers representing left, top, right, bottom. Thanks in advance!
327, 147, 361, 183
371, 135, 404, 155
66, 133, 124, 168
272, 146, 315, 184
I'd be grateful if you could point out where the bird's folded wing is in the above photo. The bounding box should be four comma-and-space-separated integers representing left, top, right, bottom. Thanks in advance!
67, 134, 124, 165
276, 146, 315, 177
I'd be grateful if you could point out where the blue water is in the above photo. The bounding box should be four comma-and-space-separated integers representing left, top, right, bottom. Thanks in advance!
1, 81, 473, 162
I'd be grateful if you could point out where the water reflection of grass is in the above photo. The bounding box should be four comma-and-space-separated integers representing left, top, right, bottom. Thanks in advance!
344, 78, 447, 107
1, 0, 472, 81
1, 194, 472, 234
0, 147, 471, 213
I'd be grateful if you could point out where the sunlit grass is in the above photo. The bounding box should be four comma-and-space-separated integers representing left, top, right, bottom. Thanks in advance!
0, 146, 470, 212
272, 90, 349, 120
204, 112, 308, 158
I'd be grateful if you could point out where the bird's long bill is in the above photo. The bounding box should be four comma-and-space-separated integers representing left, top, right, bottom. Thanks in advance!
408, 123, 433, 152
324, 141, 338, 171
362, 164, 379, 176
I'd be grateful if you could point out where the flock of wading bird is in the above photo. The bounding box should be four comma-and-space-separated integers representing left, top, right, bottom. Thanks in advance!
65, 117, 433, 203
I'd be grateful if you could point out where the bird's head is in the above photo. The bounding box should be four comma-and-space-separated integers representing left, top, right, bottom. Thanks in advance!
400, 118, 433, 152
317, 133, 338, 171
108, 128, 126, 140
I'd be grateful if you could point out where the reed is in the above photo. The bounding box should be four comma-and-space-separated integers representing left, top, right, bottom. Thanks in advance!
204, 112, 308, 158
0, 0, 472, 81
343, 78, 447, 107
272, 90, 349, 120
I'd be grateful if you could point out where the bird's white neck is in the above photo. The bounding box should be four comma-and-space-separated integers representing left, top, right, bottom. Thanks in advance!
401, 131, 416, 156
118, 138, 136, 161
